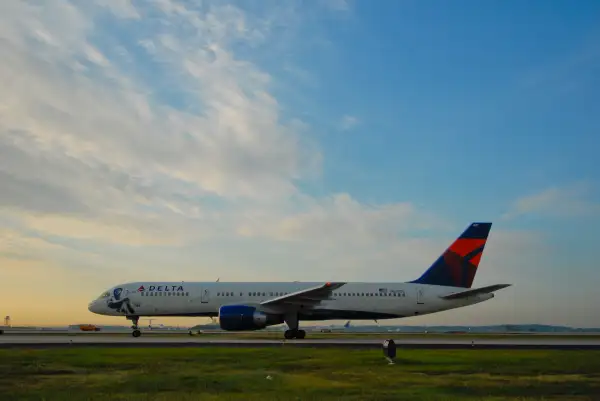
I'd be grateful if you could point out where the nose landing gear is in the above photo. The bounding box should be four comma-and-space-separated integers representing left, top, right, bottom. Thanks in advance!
127, 315, 141, 338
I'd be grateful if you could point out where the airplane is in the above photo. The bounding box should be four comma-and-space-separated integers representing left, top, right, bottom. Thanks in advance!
88, 222, 511, 339
313, 320, 351, 333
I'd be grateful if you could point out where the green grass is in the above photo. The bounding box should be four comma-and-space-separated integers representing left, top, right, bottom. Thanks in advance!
187, 331, 600, 340
12, 331, 600, 340
1, 348, 600, 400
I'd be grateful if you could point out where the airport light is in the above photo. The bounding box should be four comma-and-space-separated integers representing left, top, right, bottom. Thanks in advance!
382, 339, 396, 364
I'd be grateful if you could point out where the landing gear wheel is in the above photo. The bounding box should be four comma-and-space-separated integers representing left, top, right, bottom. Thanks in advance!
127, 315, 141, 338
284, 329, 306, 339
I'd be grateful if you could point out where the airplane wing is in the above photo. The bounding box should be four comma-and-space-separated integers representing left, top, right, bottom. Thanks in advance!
260, 282, 346, 307
440, 284, 511, 300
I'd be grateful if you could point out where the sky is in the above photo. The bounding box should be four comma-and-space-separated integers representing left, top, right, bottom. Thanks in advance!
1, 0, 599, 328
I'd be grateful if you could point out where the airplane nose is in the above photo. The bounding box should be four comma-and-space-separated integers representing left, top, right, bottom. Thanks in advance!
88, 301, 99, 314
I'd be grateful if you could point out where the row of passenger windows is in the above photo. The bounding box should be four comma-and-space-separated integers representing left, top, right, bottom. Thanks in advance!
141, 292, 189, 297
216, 291, 406, 298
217, 292, 290, 297
332, 291, 407, 297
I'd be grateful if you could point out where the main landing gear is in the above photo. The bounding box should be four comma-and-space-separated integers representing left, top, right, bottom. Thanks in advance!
284, 329, 306, 339
284, 312, 306, 339
127, 315, 141, 338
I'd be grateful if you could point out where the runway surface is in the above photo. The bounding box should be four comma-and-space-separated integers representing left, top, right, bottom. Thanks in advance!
2, 334, 600, 349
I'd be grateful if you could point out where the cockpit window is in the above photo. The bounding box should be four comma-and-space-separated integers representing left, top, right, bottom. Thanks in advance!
97, 291, 110, 299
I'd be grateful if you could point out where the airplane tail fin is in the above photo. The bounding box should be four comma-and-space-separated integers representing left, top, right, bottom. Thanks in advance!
411, 222, 492, 288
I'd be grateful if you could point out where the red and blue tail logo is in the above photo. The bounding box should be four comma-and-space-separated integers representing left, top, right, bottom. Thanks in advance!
412, 222, 492, 288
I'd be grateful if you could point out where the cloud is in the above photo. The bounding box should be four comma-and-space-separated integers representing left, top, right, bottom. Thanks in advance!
0, 0, 328, 245
238, 193, 444, 245
0, 227, 67, 257
319, 0, 352, 13
339, 115, 359, 131
1, 0, 320, 203
95, 0, 140, 19
503, 182, 600, 220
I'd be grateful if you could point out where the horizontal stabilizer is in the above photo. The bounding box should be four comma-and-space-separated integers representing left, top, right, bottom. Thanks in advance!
440, 284, 511, 300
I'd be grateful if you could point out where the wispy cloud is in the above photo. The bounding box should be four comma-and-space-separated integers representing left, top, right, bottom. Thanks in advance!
319, 0, 352, 13
237, 193, 446, 245
503, 182, 600, 220
0, 0, 432, 309
339, 115, 360, 131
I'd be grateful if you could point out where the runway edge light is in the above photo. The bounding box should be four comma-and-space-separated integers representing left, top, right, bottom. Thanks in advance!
382, 339, 396, 365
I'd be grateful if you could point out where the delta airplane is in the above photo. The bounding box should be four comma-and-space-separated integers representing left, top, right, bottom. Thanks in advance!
88, 222, 511, 339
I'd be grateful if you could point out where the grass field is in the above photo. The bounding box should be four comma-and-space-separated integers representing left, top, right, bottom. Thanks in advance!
9, 331, 600, 340
1, 348, 600, 400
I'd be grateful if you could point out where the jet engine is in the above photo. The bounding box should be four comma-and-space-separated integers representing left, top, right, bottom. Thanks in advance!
218, 305, 283, 331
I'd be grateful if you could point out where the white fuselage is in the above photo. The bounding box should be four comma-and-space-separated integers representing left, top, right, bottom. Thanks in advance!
88, 281, 493, 322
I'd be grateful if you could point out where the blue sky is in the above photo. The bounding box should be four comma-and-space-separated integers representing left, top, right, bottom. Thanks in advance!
1, 0, 599, 327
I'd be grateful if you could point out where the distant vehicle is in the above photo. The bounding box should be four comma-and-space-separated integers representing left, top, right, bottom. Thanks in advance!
88, 222, 511, 339
78, 324, 100, 332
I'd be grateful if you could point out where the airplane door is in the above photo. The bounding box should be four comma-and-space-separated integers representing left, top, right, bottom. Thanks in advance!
416, 288, 425, 305
201, 288, 210, 304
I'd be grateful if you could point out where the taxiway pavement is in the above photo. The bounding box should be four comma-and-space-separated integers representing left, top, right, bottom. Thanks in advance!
1, 335, 600, 350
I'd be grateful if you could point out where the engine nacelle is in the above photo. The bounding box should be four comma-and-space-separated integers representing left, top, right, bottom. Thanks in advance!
218, 305, 283, 331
